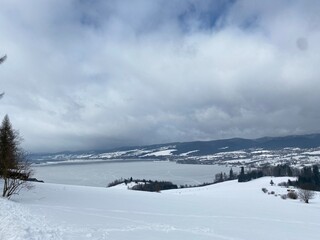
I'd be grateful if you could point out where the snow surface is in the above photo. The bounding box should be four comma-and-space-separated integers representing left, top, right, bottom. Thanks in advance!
216, 151, 247, 155
1, 177, 320, 240
179, 150, 199, 156
251, 150, 271, 154
302, 150, 320, 155
224, 158, 253, 164
143, 149, 177, 157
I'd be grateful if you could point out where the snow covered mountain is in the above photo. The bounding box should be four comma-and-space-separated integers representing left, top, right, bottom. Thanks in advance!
30, 133, 320, 167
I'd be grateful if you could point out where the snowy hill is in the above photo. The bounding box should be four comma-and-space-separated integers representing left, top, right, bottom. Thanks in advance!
29, 134, 320, 168
1, 177, 319, 239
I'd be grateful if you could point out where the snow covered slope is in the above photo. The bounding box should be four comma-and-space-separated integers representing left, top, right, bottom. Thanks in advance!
1, 177, 319, 240
30, 133, 320, 163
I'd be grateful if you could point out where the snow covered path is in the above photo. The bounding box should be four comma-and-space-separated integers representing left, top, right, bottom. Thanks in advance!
1, 177, 319, 239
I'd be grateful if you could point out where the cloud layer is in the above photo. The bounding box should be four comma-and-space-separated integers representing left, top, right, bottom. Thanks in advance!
1, 0, 320, 152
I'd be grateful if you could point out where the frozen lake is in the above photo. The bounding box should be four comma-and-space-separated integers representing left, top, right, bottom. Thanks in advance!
32, 160, 237, 187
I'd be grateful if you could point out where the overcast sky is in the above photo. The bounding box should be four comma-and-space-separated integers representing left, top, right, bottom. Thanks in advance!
1, 0, 320, 153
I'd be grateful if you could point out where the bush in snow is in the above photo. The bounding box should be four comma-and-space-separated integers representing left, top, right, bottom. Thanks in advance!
261, 188, 268, 193
281, 194, 287, 200
287, 191, 298, 200
297, 188, 316, 203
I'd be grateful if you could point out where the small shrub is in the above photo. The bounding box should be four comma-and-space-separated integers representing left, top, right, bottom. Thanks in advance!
281, 194, 287, 200
270, 191, 275, 195
278, 182, 288, 187
297, 189, 315, 203
287, 191, 298, 200
262, 188, 268, 193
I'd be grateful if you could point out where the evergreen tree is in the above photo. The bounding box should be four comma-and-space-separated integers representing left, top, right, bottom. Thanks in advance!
312, 165, 319, 185
0, 115, 31, 198
0, 115, 19, 172
287, 165, 293, 177
238, 167, 246, 182
229, 168, 234, 180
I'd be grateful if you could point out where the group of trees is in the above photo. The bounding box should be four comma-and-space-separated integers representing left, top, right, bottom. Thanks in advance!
0, 54, 31, 199
263, 164, 294, 177
287, 165, 320, 191
131, 180, 178, 192
238, 164, 319, 180
215, 168, 237, 183
238, 167, 264, 182
239, 163, 319, 203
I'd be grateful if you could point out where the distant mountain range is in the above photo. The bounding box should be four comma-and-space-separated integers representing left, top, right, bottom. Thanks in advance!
30, 133, 320, 163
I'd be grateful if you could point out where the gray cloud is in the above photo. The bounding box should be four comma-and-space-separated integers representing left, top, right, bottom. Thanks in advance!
1, 0, 320, 152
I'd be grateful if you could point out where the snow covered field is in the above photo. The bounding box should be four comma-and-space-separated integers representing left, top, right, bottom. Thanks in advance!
32, 161, 236, 187
1, 177, 319, 240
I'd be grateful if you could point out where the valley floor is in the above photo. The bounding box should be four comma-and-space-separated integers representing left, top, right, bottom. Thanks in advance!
0, 177, 319, 240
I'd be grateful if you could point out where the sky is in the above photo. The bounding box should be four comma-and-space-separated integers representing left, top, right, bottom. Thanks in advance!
1, 0, 320, 153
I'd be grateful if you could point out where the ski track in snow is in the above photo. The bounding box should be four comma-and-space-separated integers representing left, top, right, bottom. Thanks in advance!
17, 201, 320, 240
17, 204, 237, 239
1, 177, 320, 240
0, 198, 62, 240
0, 200, 246, 240
0, 201, 233, 240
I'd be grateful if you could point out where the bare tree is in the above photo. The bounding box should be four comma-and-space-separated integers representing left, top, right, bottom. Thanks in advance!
0, 54, 6, 64
0, 54, 6, 99
297, 188, 316, 203
2, 157, 32, 199
0, 115, 32, 199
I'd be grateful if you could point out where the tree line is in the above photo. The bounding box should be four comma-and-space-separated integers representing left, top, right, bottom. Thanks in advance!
238, 164, 320, 191
288, 165, 320, 191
